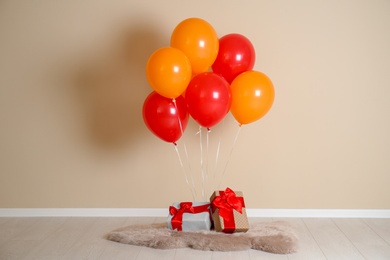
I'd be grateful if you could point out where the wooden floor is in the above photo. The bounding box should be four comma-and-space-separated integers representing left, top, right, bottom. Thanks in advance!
0, 217, 390, 260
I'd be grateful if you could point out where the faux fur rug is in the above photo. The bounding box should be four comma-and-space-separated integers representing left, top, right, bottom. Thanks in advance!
106, 221, 298, 254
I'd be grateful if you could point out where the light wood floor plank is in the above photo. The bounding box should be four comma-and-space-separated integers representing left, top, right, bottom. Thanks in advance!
0, 217, 42, 259
303, 218, 366, 260
19, 217, 67, 241
129, 216, 159, 225
99, 242, 144, 260
211, 250, 251, 260
0, 217, 68, 260
249, 217, 274, 224
364, 218, 390, 244
249, 249, 288, 260
0, 239, 42, 260
0, 217, 12, 226
1, 217, 390, 259
0, 217, 39, 243
137, 247, 177, 260
61, 217, 129, 259
174, 248, 213, 260
19, 217, 98, 259
279, 218, 326, 260
333, 218, 390, 260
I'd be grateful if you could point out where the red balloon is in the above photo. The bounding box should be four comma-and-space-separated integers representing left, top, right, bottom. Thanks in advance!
185, 72, 231, 128
212, 34, 255, 84
142, 92, 189, 143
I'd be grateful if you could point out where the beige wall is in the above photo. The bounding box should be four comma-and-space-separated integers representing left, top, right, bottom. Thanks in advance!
1, 0, 390, 209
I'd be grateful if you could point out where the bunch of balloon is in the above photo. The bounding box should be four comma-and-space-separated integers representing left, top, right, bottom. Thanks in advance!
143, 17, 229, 144
142, 17, 275, 200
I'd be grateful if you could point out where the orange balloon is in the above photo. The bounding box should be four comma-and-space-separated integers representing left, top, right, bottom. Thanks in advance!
146, 47, 192, 99
171, 18, 219, 75
230, 70, 275, 125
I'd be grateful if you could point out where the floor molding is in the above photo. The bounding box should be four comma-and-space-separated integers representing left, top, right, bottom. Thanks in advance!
1, 208, 390, 218
246, 209, 390, 218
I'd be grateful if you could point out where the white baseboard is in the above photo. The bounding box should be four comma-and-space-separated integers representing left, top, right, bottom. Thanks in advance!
246, 209, 390, 218
0, 208, 167, 217
0, 208, 389, 218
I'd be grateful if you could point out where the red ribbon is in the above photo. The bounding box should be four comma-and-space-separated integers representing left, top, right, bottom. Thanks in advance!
211, 187, 245, 233
169, 202, 210, 231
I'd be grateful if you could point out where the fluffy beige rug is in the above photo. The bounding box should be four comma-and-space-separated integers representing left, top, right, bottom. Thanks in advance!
106, 221, 298, 254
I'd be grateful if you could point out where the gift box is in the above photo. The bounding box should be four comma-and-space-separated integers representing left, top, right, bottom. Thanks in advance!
167, 202, 212, 231
210, 187, 249, 233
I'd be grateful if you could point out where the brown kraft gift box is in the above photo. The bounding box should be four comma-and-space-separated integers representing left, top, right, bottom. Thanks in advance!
209, 187, 249, 233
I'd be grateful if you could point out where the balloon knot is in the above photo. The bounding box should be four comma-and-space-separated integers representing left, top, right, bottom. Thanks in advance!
173, 142, 177, 146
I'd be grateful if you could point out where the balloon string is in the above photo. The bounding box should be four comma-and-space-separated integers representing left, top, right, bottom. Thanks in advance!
182, 141, 197, 200
218, 124, 242, 189
205, 127, 210, 200
213, 118, 225, 191
173, 144, 196, 201
172, 98, 197, 200
199, 126, 205, 201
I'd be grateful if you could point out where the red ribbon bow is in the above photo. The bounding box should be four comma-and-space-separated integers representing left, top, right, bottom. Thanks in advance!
169, 202, 210, 231
211, 187, 245, 233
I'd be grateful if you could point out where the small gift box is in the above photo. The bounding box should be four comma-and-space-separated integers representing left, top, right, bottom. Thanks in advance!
167, 202, 212, 231
210, 187, 249, 233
